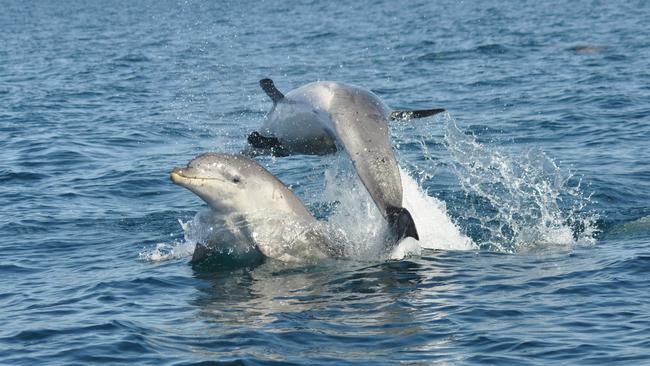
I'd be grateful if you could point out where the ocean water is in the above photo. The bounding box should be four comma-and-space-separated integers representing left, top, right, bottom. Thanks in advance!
2, 0, 650, 364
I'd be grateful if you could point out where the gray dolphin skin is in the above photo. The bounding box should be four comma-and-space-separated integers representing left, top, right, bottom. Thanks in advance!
171, 153, 337, 263
249, 79, 436, 243
248, 79, 445, 156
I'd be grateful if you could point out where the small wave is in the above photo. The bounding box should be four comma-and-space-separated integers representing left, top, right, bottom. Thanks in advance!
565, 45, 605, 54
418, 43, 511, 61
3, 322, 120, 343
138, 240, 195, 262
0, 170, 50, 183
475, 43, 510, 55
139, 219, 197, 262
303, 31, 337, 40
114, 53, 151, 63
0, 263, 43, 275
616, 254, 650, 276
606, 215, 650, 239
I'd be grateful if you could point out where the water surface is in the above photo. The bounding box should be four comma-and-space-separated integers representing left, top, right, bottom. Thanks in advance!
1, 0, 649, 364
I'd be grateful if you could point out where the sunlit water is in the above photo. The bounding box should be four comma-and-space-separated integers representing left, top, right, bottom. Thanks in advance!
2, 1, 650, 364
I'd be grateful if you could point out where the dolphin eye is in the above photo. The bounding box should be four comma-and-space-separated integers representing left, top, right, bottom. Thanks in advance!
232, 176, 241, 184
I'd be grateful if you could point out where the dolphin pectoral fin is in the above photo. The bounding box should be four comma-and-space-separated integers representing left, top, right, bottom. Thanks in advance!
259, 78, 285, 104
390, 108, 446, 121
191, 243, 212, 264
191, 242, 266, 269
247, 131, 289, 157
386, 206, 419, 241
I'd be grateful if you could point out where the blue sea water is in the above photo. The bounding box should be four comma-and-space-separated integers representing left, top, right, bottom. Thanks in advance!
2, 0, 650, 364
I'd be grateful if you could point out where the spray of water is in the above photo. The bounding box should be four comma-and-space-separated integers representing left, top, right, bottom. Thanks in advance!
400, 113, 599, 253
138, 221, 196, 262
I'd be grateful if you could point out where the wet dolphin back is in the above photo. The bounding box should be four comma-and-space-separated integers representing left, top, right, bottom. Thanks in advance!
327, 84, 418, 241
328, 84, 402, 211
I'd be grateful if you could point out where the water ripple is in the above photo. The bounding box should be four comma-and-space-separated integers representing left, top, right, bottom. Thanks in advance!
2, 0, 650, 365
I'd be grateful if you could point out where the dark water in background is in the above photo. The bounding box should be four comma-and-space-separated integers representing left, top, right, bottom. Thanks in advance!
2, 0, 650, 364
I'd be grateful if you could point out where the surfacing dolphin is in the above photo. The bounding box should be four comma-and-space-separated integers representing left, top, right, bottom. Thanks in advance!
171, 153, 339, 263
248, 79, 443, 242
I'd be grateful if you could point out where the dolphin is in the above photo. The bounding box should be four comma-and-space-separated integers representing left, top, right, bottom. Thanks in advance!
171, 153, 339, 263
248, 79, 445, 156
248, 79, 441, 242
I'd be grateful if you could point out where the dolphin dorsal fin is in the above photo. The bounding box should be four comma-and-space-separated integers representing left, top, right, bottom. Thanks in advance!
259, 78, 285, 104
390, 108, 445, 121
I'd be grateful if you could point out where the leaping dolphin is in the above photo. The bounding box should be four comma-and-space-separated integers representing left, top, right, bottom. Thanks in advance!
248, 79, 444, 156
248, 79, 443, 243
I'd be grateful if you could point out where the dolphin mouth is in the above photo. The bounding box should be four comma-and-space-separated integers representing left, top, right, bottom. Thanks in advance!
170, 168, 225, 184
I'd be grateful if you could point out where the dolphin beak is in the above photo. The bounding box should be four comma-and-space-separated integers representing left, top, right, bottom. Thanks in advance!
170, 168, 186, 184
170, 168, 225, 185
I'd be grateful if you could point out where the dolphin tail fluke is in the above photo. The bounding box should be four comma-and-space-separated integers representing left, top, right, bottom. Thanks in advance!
259, 78, 285, 104
386, 206, 419, 241
390, 108, 445, 121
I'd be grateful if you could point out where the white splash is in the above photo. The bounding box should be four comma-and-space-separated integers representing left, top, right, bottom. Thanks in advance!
319, 160, 390, 260
139, 210, 221, 262
138, 232, 195, 262
388, 237, 422, 260
319, 156, 476, 261
401, 168, 477, 251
